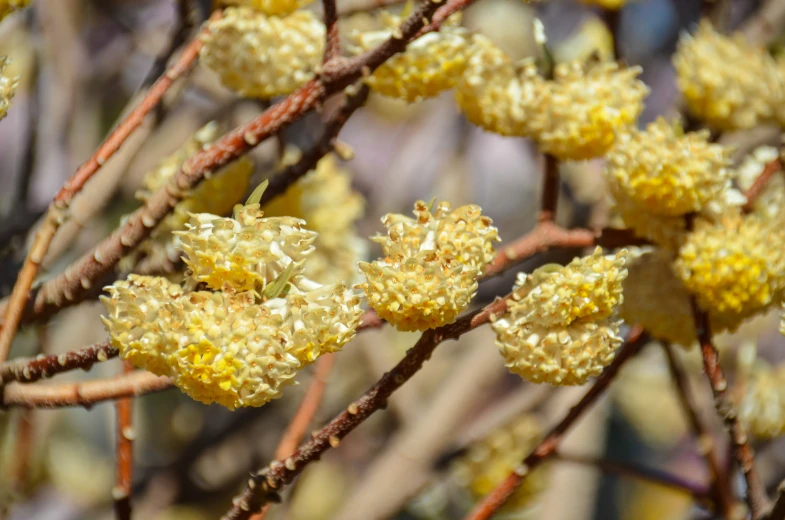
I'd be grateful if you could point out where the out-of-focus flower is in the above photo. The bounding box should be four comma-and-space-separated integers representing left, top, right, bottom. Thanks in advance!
177, 205, 317, 293
675, 215, 785, 332
578, 0, 626, 9
220, 0, 313, 16
606, 119, 733, 216
263, 152, 366, 284
454, 34, 538, 136
200, 7, 324, 98
736, 146, 785, 222
618, 251, 696, 347
0, 56, 18, 121
0, 0, 29, 21
350, 13, 470, 102
738, 361, 785, 439
674, 21, 782, 130
493, 248, 628, 385
552, 16, 614, 63
359, 200, 499, 331
613, 346, 689, 446
130, 123, 253, 267
451, 415, 548, 513
523, 61, 648, 160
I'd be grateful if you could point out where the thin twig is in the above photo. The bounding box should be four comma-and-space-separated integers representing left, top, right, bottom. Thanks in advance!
114, 361, 134, 520
2, 371, 172, 409
221, 296, 513, 520
743, 158, 783, 213
662, 342, 736, 516
322, 0, 341, 63
553, 452, 713, 503
0, 341, 118, 384
0, 12, 220, 365
463, 326, 648, 520
253, 354, 336, 520
538, 154, 560, 222
767, 481, 785, 520
692, 302, 771, 518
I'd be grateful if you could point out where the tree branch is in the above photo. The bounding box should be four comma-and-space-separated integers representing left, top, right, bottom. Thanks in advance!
463, 326, 648, 520
322, 0, 341, 63
743, 157, 783, 213
114, 361, 134, 520
662, 343, 735, 516
0, 341, 118, 384
538, 154, 560, 222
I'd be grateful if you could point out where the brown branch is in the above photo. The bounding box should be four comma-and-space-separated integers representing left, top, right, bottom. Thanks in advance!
538, 154, 560, 222
2, 371, 172, 409
322, 0, 341, 63
0, 341, 118, 384
662, 342, 735, 516
553, 452, 713, 503
114, 361, 134, 520
743, 158, 783, 213
0, 0, 470, 329
253, 354, 336, 520
0, 13, 219, 365
463, 325, 648, 520
767, 481, 785, 520
692, 302, 771, 518
221, 296, 513, 520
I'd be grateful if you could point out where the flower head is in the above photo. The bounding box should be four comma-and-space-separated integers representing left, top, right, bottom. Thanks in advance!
606, 118, 733, 216
200, 7, 324, 98
493, 248, 628, 385
524, 61, 648, 160
674, 21, 782, 130
359, 200, 499, 331
451, 416, 548, 512
177, 205, 317, 293
675, 215, 785, 332
0, 0, 29, 21
351, 14, 470, 102
738, 361, 785, 439
454, 35, 538, 136
0, 56, 18, 121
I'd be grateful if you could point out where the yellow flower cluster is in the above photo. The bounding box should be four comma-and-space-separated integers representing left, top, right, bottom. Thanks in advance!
736, 146, 785, 222
200, 7, 324, 98
221, 0, 312, 16
359, 200, 499, 331
263, 152, 366, 284
738, 361, 785, 439
524, 61, 648, 160
618, 251, 696, 347
0, 56, 18, 121
454, 35, 538, 136
451, 415, 548, 512
578, 0, 627, 8
351, 14, 471, 102
606, 118, 733, 216
131, 123, 253, 267
103, 203, 363, 409
675, 215, 785, 333
0, 0, 29, 21
493, 248, 628, 385
674, 21, 782, 130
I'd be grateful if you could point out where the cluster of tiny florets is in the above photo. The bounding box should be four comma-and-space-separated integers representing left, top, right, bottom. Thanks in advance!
451, 415, 548, 512
200, 7, 324, 98
351, 14, 471, 103
0, 56, 18, 121
0, 0, 29, 21
359, 200, 499, 331
675, 215, 785, 333
738, 361, 785, 439
493, 248, 628, 386
220, 0, 313, 16
674, 21, 783, 130
263, 152, 367, 284
103, 202, 362, 409
524, 61, 648, 160
129, 123, 253, 267
454, 35, 538, 137
606, 118, 733, 216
